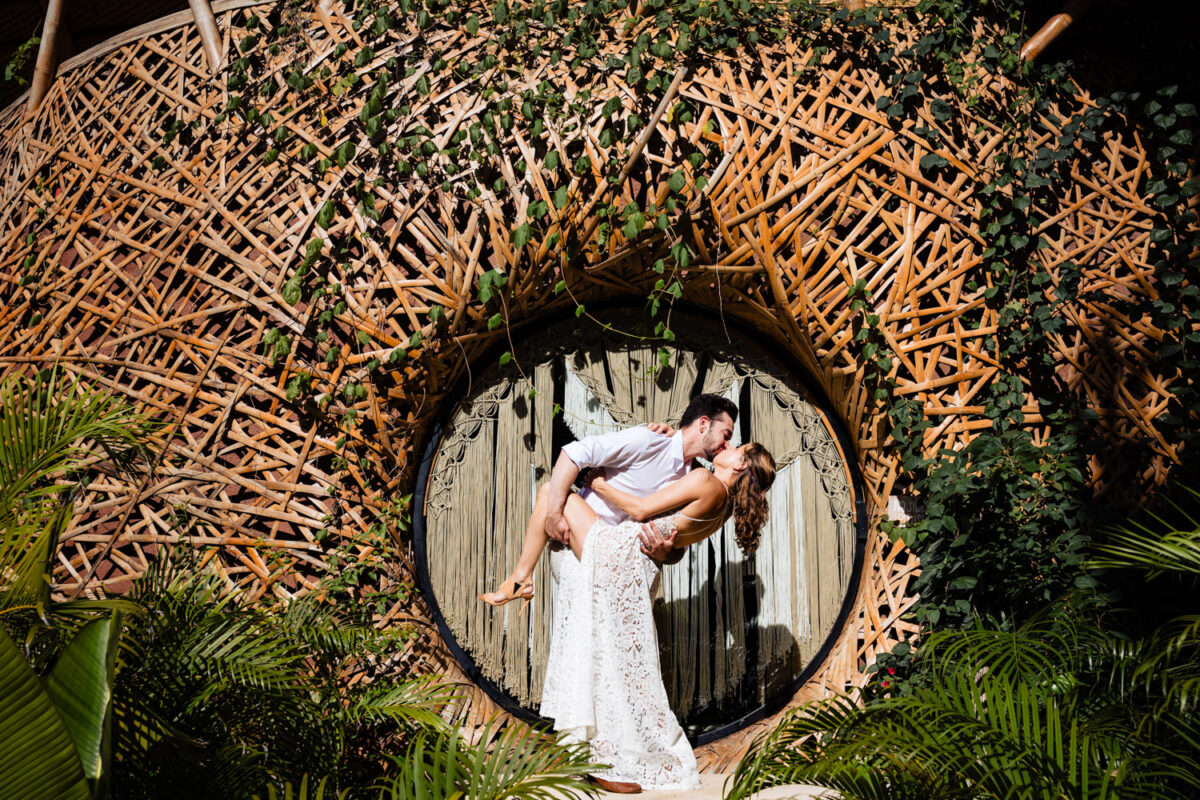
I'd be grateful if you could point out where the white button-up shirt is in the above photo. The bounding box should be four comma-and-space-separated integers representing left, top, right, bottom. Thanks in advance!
561, 428, 688, 524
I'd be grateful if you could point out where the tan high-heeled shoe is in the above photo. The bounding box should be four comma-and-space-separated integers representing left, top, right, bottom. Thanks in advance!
478, 579, 534, 614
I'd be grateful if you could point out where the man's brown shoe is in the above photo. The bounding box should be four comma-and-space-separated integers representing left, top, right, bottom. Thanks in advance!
586, 774, 642, 793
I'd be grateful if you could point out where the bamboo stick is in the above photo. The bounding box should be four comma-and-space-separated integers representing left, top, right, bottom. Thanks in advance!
188, 0, 224, 72
1020, 0, 1092, 62
26, 0, 66, 116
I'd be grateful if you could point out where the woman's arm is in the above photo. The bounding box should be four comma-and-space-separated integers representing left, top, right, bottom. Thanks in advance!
589, 469, 711, 522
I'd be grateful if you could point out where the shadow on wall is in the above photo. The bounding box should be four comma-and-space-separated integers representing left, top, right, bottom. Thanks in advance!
655, 564, 801, 740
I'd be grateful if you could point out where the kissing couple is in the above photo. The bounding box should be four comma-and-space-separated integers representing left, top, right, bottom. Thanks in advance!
480, 394, 777, 793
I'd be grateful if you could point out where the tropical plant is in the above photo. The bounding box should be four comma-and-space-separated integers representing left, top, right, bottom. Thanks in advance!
727, 608, 1200, 800
0, 371, 595, 799
109, 557, 458, 800
727, 491, 1200, 800
0, 368, 150, 800
890, 428, 1090, 630
380, 720, 598, 800
254, 775, 349, 800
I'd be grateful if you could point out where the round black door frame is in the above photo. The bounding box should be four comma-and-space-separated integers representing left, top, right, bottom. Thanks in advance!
412, 299, 870, 746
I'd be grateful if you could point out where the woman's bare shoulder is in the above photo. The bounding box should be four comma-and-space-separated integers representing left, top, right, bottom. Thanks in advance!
682, 467, 723, 498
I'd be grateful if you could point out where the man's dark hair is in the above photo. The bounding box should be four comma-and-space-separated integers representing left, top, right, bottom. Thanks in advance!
680, 393, 738, 428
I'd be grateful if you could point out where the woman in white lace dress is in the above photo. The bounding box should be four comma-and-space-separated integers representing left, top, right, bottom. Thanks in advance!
481, 442, 776, 792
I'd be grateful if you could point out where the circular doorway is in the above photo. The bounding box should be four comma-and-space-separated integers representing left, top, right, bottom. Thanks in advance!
414, 309, 863, 742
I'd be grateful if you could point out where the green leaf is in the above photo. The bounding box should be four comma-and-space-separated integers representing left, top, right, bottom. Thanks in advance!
46, 616, 121, 792
499, 351, 513, 365
667, 171, 687, 193
919, 153, 948, 170
466, 15, 480, 35
316, 201, 336, 230
477, 269, 508, 303
511, 223, 532, 249
488, 313, 504, 330
282, 276, 303, 305
623, 211, 646, 239
0, 627, 92, 800
334, 141, 356, 168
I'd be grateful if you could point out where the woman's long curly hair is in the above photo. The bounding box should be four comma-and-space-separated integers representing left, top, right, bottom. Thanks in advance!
732, 443, 776, 554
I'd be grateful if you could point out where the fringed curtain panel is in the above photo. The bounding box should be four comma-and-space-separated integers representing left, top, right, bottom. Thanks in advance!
421, 313, 857, 734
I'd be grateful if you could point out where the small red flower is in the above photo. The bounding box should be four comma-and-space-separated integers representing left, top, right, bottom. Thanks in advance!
881, 680, 890, 688
888, 667, 896, 675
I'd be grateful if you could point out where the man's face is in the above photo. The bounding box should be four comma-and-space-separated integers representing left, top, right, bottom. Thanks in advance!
699, 412, 735, 460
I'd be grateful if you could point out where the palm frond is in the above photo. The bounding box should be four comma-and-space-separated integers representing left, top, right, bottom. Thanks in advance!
920, 616, 1078, 690
732, 621, 1200, 800
0, 500, 72, 618
254, 775, 350, 800
1091, 486, 1200, 577
724, 696, 861, 800
0, 367, 151, 531
380, 721, 598, 800
342, 677, 462, 731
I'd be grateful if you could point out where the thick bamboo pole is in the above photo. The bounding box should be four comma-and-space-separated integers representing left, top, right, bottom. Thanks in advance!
26, 0, 66, 116
1020, 0, 1092, 62
189, 0, 224, 71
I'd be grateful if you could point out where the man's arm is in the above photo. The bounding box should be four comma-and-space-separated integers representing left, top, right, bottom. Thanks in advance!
660, 547, 686, 565
543, 451, 580, 543
550, 425, 659, 541
638, 522, 682, 563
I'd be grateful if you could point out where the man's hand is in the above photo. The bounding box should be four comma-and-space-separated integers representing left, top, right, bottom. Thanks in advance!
545, 510, 571, 544
645, 422, 675, 437
639, 522, 677, 562
544, 451, 581, 543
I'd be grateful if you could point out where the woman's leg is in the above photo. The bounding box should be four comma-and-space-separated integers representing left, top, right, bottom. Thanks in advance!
482, 485, 598, 602
561, 493, 598, 560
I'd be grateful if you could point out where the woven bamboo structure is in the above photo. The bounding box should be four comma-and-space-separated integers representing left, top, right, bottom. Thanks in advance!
0, 0, 1178, 766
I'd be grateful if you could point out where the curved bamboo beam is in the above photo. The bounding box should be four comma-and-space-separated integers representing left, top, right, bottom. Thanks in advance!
26, 0, 66, 116
189, 0, 225, 72
1020, 0, 1092, 62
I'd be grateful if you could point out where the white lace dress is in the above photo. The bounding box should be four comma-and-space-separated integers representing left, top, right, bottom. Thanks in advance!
540, 514, 701, 790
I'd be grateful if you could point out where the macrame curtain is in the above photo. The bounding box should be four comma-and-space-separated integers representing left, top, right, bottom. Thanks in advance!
565, 343, 704, 428
422, 317, 857, 729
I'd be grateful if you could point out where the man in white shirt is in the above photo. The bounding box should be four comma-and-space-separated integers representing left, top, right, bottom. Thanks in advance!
543, 393, 738, 562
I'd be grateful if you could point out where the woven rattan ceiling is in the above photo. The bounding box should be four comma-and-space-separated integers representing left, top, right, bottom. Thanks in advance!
0, 0, 1180, 766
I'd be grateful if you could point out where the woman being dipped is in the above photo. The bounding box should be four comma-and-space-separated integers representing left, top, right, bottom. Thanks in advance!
479, 441, 777, 609
480, 439, 777, 792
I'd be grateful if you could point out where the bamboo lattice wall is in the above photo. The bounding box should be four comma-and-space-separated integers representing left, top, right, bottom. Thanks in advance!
0, 0, 1178, 766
